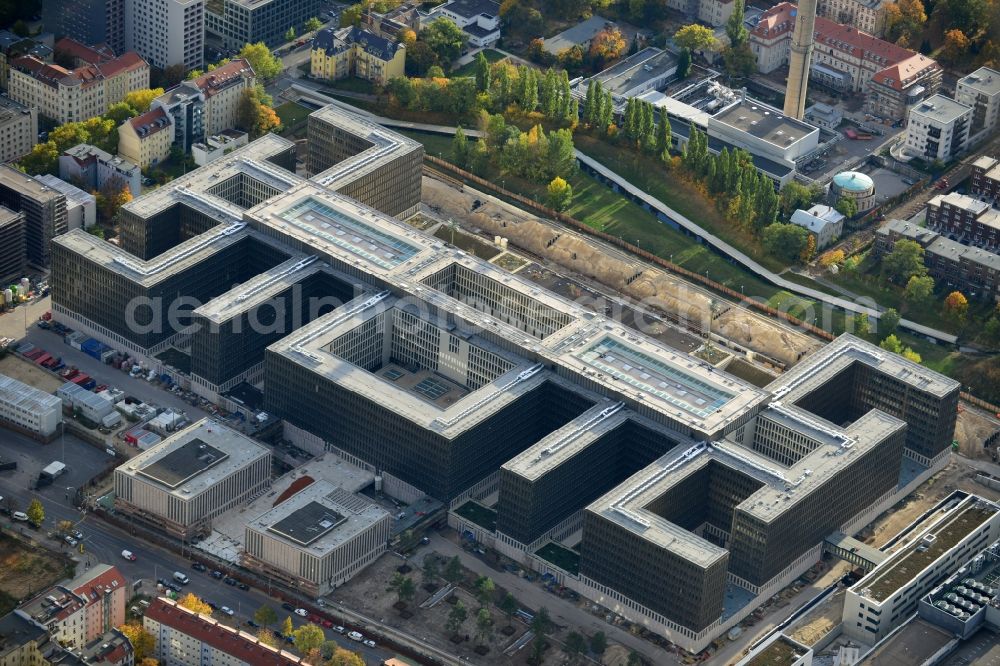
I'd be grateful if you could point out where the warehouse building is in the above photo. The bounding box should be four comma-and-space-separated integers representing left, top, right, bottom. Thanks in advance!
113, 418, 271, 538
0, 373, 62, 440
53, 104, 962, 654
243, 480, 390, 595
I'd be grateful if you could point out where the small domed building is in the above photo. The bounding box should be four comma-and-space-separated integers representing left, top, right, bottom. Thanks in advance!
831, 171, 876, 212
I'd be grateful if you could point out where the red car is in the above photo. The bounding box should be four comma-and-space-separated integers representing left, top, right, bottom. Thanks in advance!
320, 619, 333, 629
308, 614, 323, 624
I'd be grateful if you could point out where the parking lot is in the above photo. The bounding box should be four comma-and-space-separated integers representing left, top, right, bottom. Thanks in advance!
0, 428, 113, 506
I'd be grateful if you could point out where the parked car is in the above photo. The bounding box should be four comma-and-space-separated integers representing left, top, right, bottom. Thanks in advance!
347, 631, 363, 641
320, 619, 333, 629
211, 570, 224, 579
293, 608, 308, 617
220, 606, 234, 616
64, 536, 77, 546
282, 602, 295, 612
72, 530, 83, 540
246, 619, 258, 628
12, 511, 28, 521
238, 582, 249, 591
192, 562, 207, 572
223, 577, 237, 586
362, 639, 376, 648
121, 550, 137, 561
333, 626, 345, 634
207, 601, 219, 610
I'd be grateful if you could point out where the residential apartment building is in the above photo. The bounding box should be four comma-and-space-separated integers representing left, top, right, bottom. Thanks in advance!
971, 155, 1000, 203
16, 566, 127, 649
113, 419, 272, 538
243, 480, 391, 595
749, 2, 941, 121
144, 598, 307, 666
817, 0, 889, 36
926, 191, 1000, 250
8, 50, 149, 124
843, 494, 1000, 641
956, 67, 1000, 141
0, 31, 53, 89
876, 219, 1000, 302
0, 612, 49, 666
904, 95, 972, 163
310, 27, 405, 86
59, 144, 142, 198
660, 0, 735, 28
0, 95, 36, 165
0, 207, 25, 285
42, 0, 127, 55
117, 107, 173, 169
124, 0, 205, 71
0, 166, 67, 268
426, 0, 501, 48
206, 0, 323, 51
362, 2, 421, 39
151, 59, 256, 151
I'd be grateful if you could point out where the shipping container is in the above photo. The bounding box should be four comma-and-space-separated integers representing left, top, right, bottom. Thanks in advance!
81, 379, 97, 390
34, 353, 52, 366
70, 373, 91, 386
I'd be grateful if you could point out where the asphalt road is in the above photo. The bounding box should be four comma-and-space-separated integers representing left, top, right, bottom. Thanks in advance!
0, 429, 390, 664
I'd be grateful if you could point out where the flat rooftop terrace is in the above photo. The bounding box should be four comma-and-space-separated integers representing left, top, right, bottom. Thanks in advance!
860, 501, 998, 602
711, 100, 816, 148
120, 419, 269, 496
268, 500, 346, 546
591, 47, 677, 97
744, 636, 808, 666
375, 364, 470, 409
863, 618, 953, 666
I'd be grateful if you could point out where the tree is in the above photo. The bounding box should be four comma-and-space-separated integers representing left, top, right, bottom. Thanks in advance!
761, 223, 810, 262
854, 312, 871, 337
801, 233, 816, 262
11, 19, 29, 37
933, 0, 988, 36
882, 239, 927, 284
177, 593, 212, 615
475, 608, 493, 646
726, 0, 749, 47
446, 601, 468, 635
292, 624, 325, 655
422, 556, 440, 584
238, 42, 283, 81
56, 519, 74, 535
779, 181, 822, 219
677, 47, 692, 79
627, 650, 644, 666
475, 52, 491, 92
123, 88, 165, 113
256, 629, 278, 647
902, 348, 922, 363
237, 87, 281, 138
328, 647, 366, 666
20, 141, 59, 175
884, 0, 926, 45
285, 26, 297, 42
879, 308, 901, 337
387, 573, 416, 606
421, 18, 466, 66
589, 28, 627, 65
254, 605, 278, 628
474, 576, 496, 609
443, 556, 463, 584
119, 623, 155, 660
138, 659, 158, 666
880, 334, 904, 353
547, 177, 573, 211
904, 275, 934, 305
97, 182, 132, 223
723, 41, 757, 78
835, 196, 858, 218
941, 29, 971, 65
499, 593, 518, 628
305, 17, 323, 32
451, 126, 470, 167
944, 291, 969, 322
282, 616, 294, 637
564, 631, 587, 656
340, 3, 363, 27
674, 24, 717, 52
656, 115, 672, 157
26, 498, 44, 525
426, 64, 446, 78
531, 608, 552, 638
105, 101, 139, 126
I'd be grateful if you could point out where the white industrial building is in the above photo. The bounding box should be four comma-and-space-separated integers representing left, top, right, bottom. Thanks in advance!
243, 479, 390, 596
843, 493, 1000, 642
0, 373, 62, 439
113, 418, 272, 538
57, 381, 115, 425
904, 95, 973, 163
34, 175, 97, 230
956, 67, 1000, 142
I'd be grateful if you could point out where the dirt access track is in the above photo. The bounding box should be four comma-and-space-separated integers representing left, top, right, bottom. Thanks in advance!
422, 176, 820, 368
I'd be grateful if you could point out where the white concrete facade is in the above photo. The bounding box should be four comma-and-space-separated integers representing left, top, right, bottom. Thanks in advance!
125, 0, 205, 71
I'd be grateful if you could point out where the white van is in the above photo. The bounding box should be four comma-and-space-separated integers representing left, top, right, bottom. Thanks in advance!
173, 572, 190, 585
347, 631, 363, 641
12, 511, 28, 521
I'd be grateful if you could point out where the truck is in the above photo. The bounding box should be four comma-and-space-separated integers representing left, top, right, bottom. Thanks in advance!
40, 461, 66, 481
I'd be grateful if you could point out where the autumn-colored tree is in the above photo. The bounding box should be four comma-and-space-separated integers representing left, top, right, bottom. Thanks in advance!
177, 593, 212, 615
97, 181, 132, 222
589, 28, 626, 65
903, 275, 934, 306
282, 616, 294, 637
674, 24, 718, 52
884, 0, 927, 45
237, 87, 281, 138
20, 141, 59, 175
26, 499, 44, 525
292, 624, 325, 655
399, 29, 416, 46
546, 176, 573, 211
943, 291, 969, 322
327, 647, 366, 666
801, 234, 817, 262
123, 88, 165, 113
818, 249, 845, 267
238, 42, 283, 81
119, 623, 156, 660
941, 29, 971, 65
256, 628, 278, 647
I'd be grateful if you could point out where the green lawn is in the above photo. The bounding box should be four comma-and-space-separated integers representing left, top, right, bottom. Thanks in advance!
534, 542, 580, 575
275, 101, 312, 128
398, 129, 782, 301
454, 501, 497, 532
451, 49, 507, 78
574, 134, 790, 274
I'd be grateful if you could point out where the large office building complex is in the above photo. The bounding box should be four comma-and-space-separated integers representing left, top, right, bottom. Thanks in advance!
113, 419, 272, 538
53, 104, 961, 653
0, 166, 67, 269
0, 207, 25, 285
206, 0, 323, 51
